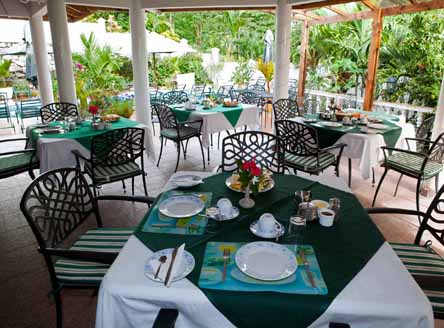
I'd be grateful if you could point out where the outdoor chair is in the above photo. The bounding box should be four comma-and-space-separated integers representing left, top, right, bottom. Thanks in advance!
216, 85, 233, 99
303, 98, 320, 115
20, 167, 154, 328
162, 90, 189, 105
275, 120, 346, 178
0, 137, 38, 180
413, 115, 435, 154
367, 180, 444, 319
0, 94, 15, 132
238, 90, 266, 127
221, 131, 284, 173
40, 102, 78, 123
273, 98, 300, 120
17, 98, 42, 133
247, 84, 266, 92
230, 88, 241, 102
152, 102, 205, 172
372, 133, 444, 219
190, 84, 207, 99
255, 77, 266, 87
72, 127, 148, 197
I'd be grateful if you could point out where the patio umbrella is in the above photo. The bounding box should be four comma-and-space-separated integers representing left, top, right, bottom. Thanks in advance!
263, 29, 274, 63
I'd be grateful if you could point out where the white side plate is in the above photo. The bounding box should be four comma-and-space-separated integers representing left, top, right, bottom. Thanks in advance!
158, 195, 205, 218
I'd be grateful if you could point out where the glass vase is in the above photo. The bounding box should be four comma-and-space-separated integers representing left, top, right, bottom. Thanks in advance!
239, 183, 255, 209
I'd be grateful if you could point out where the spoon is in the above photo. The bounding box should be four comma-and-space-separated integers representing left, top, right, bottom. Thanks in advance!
154, 255, 167, 280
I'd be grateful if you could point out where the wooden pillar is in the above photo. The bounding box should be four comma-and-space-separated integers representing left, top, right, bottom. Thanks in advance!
363, 9, 383, 111
297, 20, 309, 106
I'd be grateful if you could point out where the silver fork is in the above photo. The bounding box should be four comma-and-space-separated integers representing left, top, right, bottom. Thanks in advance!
222, 248, 230, 282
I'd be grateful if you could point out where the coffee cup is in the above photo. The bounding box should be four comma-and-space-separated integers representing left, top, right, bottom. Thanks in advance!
258, 213, 277, 233
217, 198, 233, 219
360, 116, 368, 124
318, 209, 335, 227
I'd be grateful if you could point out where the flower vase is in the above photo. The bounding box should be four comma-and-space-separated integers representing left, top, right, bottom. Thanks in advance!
239, 183, 255, 209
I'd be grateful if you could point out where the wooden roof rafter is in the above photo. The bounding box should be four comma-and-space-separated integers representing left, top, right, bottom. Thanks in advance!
326, 5, 347, 15
360, 0, 378, 11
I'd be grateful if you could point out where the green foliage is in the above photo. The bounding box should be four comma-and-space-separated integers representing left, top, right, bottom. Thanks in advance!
0, 58, 12, 87
177, 54, 210, 84
104, 99, 134, 118
231, 61, 253, 86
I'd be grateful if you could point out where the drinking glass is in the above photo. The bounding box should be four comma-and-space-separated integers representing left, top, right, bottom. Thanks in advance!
287, 215, 306, 244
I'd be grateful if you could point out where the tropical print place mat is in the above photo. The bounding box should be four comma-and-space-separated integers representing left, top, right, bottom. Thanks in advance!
141, 191, 212, 235
198, 241, 328, 295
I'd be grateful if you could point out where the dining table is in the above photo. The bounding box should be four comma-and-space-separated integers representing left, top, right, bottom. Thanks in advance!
95, 171, 432, 328
293, 113, 416, 180
27, 117, 150, 173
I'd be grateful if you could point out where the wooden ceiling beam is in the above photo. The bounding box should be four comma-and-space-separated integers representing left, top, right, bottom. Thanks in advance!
292, 0, 354, 11
160, 6, 275, 12
382, 0, 444, 16
361, 0, 378, 10
309, 10, 373, 25
294, 9, 321, 20
326, 5, 347, 16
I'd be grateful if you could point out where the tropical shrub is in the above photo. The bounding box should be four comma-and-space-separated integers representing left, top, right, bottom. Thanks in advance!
231, 61, 253, 87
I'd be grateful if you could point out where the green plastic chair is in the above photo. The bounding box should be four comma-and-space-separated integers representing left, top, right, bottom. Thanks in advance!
0, 137, 38, 180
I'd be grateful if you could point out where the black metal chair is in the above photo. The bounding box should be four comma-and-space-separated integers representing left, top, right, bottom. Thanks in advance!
73, 127, 148, 197
20, 167, 153, 328
230, 88, 241, 102
221, 131, 284, 173
237, 90, 261, 106
162, 91, 189, 105
190, 84, 207, 99
216, 85, 233, 99
372, 133, 444, 219
303, 98, 320, 114
152, 102, 205, 172
0, 94, 14, 132
40, 102, 78, 123
273, 99, 300, 121
275, 120, 346, 177
17, 98, 42, 133
0, 137, 38, 180
367, 181, 444, 319
414, 115, 435, 154
247, 84, 266, 92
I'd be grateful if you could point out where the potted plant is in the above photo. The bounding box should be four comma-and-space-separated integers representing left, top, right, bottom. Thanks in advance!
256, 59, 274, 93
231, 61, 253, 89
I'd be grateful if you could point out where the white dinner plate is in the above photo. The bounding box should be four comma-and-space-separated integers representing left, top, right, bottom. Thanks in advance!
367, 123, 389, 130
225, 177, 274, 193
172, 175, 203, 188
158, 195, 205, 218
320, 121, 342, 128
235, 242, 297, 281
250, 220, 285, 239
145, 248, 195, 283
36, 126, 63, 134
303, 118, 317, 123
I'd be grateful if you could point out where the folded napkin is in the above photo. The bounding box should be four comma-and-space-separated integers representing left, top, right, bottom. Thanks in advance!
149, 244, 185, 287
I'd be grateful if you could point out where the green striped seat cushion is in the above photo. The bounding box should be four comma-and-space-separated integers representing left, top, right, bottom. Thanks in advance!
70, 228, 134, 253
391, 242, 444, 315
285, 152, 336, 172
85, 160, 141, 184
161, 126, 199, 140
54, 259, 110, 285
386, 152, 443, 179
0, 152, 37, 172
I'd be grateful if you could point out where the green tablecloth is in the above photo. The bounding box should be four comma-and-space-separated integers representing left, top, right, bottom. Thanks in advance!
134, 173, 385, 328
172, 104, 244, 127
30, 117, 140, 150
302, 115, 402, 149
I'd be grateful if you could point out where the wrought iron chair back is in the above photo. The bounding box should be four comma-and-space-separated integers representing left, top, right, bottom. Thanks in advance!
221, 131, 284, 173
162, 91, 189, 105
20, 168, 99, 249
91, 128, 145, 167
303, 98, 320, 114
152, 102, 178, 131
230, 89, 240, 101
247, 84, 266, 92
275, 120, 320, 157
216, 85, 233, 98
40, 102, 78, 123
190, 84, 206, 98
415, 115, 435, 154
255, 77, 266, 87
273, 99, 300, 120
238, 91, 261, 105
428, 132, 444, 164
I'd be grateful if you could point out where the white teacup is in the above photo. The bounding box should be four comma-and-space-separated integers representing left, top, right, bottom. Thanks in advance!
318, 209, 335, 227
258, 213, 277, 234
217, 198, 233, 219
360, 117, 368, 124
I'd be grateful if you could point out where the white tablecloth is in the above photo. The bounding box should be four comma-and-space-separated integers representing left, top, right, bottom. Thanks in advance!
96, 171, 433, 328
28, 123, 150, 173
183, 104, 260, 148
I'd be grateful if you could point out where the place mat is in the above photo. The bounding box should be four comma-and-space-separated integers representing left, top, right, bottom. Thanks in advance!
30, 117, 140, 149
172, 104, 243, 127
199, 242, 327, 295
141, 191, 212, 235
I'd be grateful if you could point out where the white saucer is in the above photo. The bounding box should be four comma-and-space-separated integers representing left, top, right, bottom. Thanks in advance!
208, 206, 240, 221
250, 220, 285, 239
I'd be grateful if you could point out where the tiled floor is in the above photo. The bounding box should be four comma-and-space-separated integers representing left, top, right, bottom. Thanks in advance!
1, 119, 443, 327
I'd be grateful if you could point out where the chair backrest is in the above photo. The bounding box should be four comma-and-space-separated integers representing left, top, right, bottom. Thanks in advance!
273, 99, 299, 120
303, 98, 320, 114
230, 89, 240, 101
91, 127, 145, 167
162, 91, 189, 105
247, 84, 266, 92
20, 98, 42, 119
40, 102, 78, 123
275, 119, 320, 157
238, 91, 261, 105
428, 132, 444, 164
20, 168, 98, 249
417, 115, 435, 140
415, 180, 444, 247
191, 85, 206, 98
221, 131, 283, 173
256, 77, 266, 86
217, 85, 233, 98
0, 94, 9, 119
151, 102, 178, 131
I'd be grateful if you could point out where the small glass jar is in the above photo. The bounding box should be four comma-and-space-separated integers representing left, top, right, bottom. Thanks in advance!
288, 215, 306, 244
329, 197, 341, 223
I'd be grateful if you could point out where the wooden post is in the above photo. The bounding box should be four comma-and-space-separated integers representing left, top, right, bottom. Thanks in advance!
297, 20, 309, 105
363, 9, 383, 111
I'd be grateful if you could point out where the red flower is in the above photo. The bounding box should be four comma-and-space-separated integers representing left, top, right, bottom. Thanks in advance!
251, 166, 261, 177
242, 161, 250, 171
75, 63, 83, 71
89, 105, 99, 115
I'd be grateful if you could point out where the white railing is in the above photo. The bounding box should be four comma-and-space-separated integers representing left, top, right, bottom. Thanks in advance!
305, 89, 435, 126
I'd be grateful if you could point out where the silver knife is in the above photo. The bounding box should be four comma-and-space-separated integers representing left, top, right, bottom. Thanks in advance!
164, 246, 179, 286
300, 248, 316, 288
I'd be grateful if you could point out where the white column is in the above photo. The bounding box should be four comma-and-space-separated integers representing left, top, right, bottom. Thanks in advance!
29, 14, 54, 106
46, 0, 76, 104
432, 74, 444, 140
273, 0, 292, 101
130, 0, 155, 159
